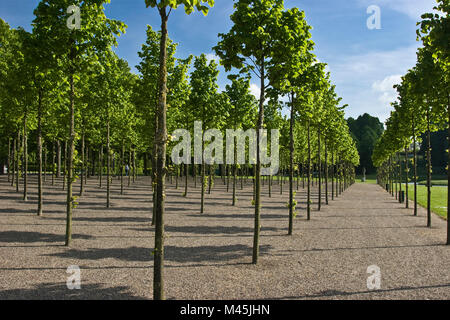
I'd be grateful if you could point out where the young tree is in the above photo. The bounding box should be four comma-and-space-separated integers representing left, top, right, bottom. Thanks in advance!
33, 0, 126, 246
144, 0, 214, 300
214, 0, 286, 264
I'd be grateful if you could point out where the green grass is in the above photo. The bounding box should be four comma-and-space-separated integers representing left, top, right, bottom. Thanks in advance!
400, 183, 448, 220
356, 174, 377, 184
417, 180, 448, 186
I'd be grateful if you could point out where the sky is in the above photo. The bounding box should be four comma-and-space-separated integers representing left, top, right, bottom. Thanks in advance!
0, 0, 438, 123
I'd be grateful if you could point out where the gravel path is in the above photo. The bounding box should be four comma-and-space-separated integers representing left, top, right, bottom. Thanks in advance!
0, 175, 448, 300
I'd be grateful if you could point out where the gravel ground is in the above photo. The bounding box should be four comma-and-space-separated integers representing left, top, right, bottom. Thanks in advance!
0, 174, 448, 300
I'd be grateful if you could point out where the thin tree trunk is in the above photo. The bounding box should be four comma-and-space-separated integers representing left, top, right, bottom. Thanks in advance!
133, 149, 136, 182
121, 140, 124, 195
106, 118, 111, 208
252, 55, 265, 265
52, 142, 55, 186
232, 143, 237, 206
56, 140, 61, 178
37, 89, 43, 215
317, 128, 321, 211
288, 93, 295, 235
43, 142, 47, 183
447, 95, 450, 245
99, 146, 103, 188
426, 108, 431, 227
65, 66, 75, 247
184, 163, 188, 197
80, 132, 85, 196
7, 138, 11, 182
405, 146, 409, 208
23, 109, 28, 201
63, 140, 67, 191
331, 150, 334, 201
15, 131, 20, 192
325, 141, 328, 205
201, 140, 205, 213
11, 138, 15, 187
128, 148, 132, 187
307, 120, 311, 220
153, 7, 169, 300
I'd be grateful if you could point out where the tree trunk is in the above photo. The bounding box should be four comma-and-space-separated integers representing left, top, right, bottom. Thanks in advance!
99, 146, 103, 188
52, 142, 55, 186
106, 118, 111, 208
80, 132, 85, 196
404, 146, 409, 208
23, 109, 28, 201
317, 128, 321, 211
331, 150, 334, 201
288, 94, 295, 235
11, 138, 15, 187
7, 138, 11, 182
426, 108, 431, 227
15, 131, 20, 192
121, 141, 124, 195
325, 140, 328, 205
56, 140, 61, 178
153, 7, 169, 300
307, 120, 311, 220
200, 139, 205, 213
63, 140, 67, 191
128, 148, 132, 187
447, 96, 449, 245
184, 163, 188, 197
65, 66, 75, 247
37, 89, 43, 216
252, 55, 265, 265
43, 142, 47, 183
232, 144, 237, 206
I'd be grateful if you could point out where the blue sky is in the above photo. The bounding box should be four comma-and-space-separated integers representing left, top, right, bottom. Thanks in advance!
0, 0, 437, 122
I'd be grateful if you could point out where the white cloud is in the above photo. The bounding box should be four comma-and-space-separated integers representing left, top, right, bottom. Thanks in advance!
249, 83, 261, 99
328, 46, 418, 122
358, 0, 436, 21
205, 53, 219, 64
372, 74, 402, 105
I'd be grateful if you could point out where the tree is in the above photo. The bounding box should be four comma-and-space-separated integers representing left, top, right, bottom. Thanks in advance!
214, 0, 286, 264
33, 0, 126, 246
144, 0, 214, 300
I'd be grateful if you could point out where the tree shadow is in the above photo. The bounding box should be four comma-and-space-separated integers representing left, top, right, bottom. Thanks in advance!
43, 244, 272, 264
0, 231, 93, 244
0, 282, 145, 300
186, 213, 287, 219
271, 283, 450, 299
0, 208, 34, 214
164, 225, 280, 235
164, 244, 272, 263
43, 216, 151, 223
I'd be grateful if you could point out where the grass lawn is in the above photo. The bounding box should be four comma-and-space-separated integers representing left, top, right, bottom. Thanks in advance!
401, 183, 448, 220
356, 174, 377, 184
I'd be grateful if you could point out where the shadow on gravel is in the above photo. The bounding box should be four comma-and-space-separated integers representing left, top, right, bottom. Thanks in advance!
281, 243, 445, 253
43, 216, 151, 223
43, 244, 272, 264
272, 283, 450, 299
0, 208, 34, 214
0, 283, 145, 300
0, 231, 93, 244
186, 213, 287, 219
164, 225, 280, 235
